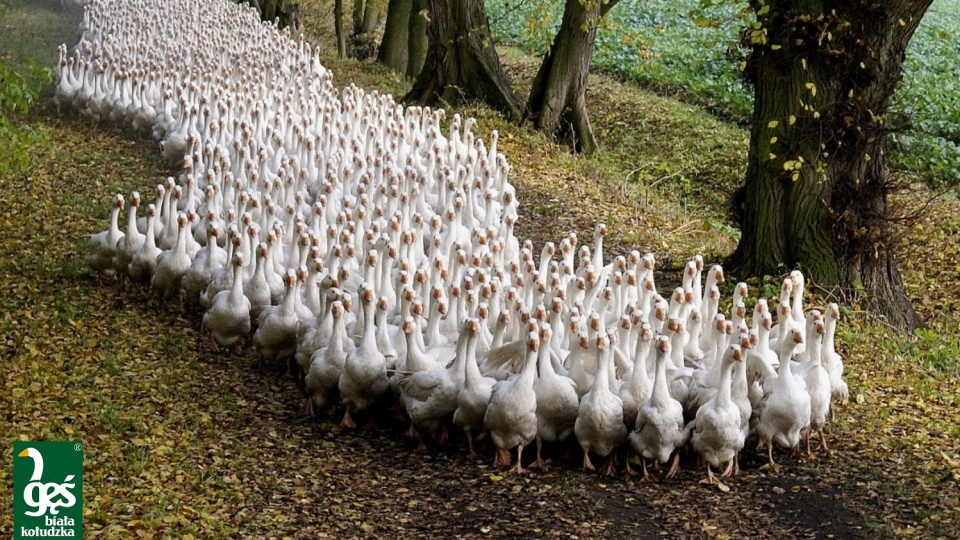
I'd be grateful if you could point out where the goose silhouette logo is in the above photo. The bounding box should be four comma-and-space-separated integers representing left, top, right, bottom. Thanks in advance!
13, 442, 83, 539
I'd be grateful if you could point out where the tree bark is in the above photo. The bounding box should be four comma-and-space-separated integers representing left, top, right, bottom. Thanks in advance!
406, 0, 428, 79
353, 0, 366, 34
731, 0, 931, 330
361, 0, 385, 34
404, 0, 522, 121
334, 0, 347, 58
524, 0, 619, 155
378, 0, 412, 73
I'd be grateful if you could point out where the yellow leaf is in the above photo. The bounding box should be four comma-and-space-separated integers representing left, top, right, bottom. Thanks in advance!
131, 438, 146, 447
898, 18, 906, 26
788, 115, 797, 125
767, 120, 779, 128
770, 136, 778, 144
771, 44, 781, 50
488, 474, 503, 482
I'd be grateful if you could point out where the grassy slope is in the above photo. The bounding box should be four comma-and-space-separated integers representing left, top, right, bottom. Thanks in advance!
2, 0, 958, 538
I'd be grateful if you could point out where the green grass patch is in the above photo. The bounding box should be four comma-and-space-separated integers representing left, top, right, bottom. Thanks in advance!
489, 0, 960, 186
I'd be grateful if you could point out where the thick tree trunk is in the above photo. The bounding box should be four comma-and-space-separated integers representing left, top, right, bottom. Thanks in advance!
731, 0, 931, 330
404, 0, 522, 121
334, 0, 346, 58
524, 0, 619, 155
378, 0, 412, 73
406, 0, 428, 79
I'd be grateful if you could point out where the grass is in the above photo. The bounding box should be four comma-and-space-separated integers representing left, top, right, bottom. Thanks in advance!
2, 0, 959, 537
488, 0, 960, 187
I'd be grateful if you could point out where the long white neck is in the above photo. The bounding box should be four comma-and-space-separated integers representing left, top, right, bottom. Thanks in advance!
716, 356, 734, 409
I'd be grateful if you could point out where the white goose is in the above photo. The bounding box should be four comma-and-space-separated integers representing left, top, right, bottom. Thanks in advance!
397, 318, 475, 447
531, 323, 579, 469
253, 268, 302, 370
574, 332, 627, 476
691, 344, 745, 484
113, 191, 145, 285
483, 330, 539, 474
151, 212, 192, 300
338, 284, 389, 429
630, 336, 689, 480
756, 329, 810, 471
128, 204, 162, 283
821, 303, 849, 413
201, 253, 251, 351
453, 318, 497, 455
802, 319, 831, 453
88, 193, 125, 278
305, 300, 352, 416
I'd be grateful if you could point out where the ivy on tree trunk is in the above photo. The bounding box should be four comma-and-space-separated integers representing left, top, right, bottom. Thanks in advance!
731, 0, 931, 330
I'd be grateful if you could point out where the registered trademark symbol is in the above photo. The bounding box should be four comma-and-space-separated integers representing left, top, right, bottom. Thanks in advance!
74, 443, 82, 452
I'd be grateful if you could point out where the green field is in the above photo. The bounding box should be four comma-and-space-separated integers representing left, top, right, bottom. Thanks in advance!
489, 0, 960, 184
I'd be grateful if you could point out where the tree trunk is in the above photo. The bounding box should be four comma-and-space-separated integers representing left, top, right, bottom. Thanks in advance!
404, 0, 522, 121
361, 0, 385, 33
731, 0, 931, 330
406, 0, 428, 79
524, 0, 619, 155
378, 0, 412, 73
334, 0, 347, 58
350, 0, 385, 59
353, 0, 365, 34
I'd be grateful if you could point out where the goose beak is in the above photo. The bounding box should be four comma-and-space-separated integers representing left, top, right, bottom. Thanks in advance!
18, 449, 29, 457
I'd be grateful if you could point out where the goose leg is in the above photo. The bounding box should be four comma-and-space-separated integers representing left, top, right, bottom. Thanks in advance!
760, 441, 781, 472
432, 423, 449, 445
529, 436, 547, 469
340, 407, 357, 429
641, 458, 652, 481
700, 464, 719, 485
512, 444, 526, 474
494, 448, 511, 468
623, 454, 636, 477
582, 447, 596, 472
598, 453, 618, 477
720, 459, 734, 478
665, 453, 681, 479
816, 430, 831, 452
466, 430, 476, 456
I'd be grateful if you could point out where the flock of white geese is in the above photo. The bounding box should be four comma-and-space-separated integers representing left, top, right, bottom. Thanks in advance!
74, 0, 849, 482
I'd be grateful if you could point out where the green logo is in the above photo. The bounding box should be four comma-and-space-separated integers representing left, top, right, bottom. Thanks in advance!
13, 441, 83, 538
